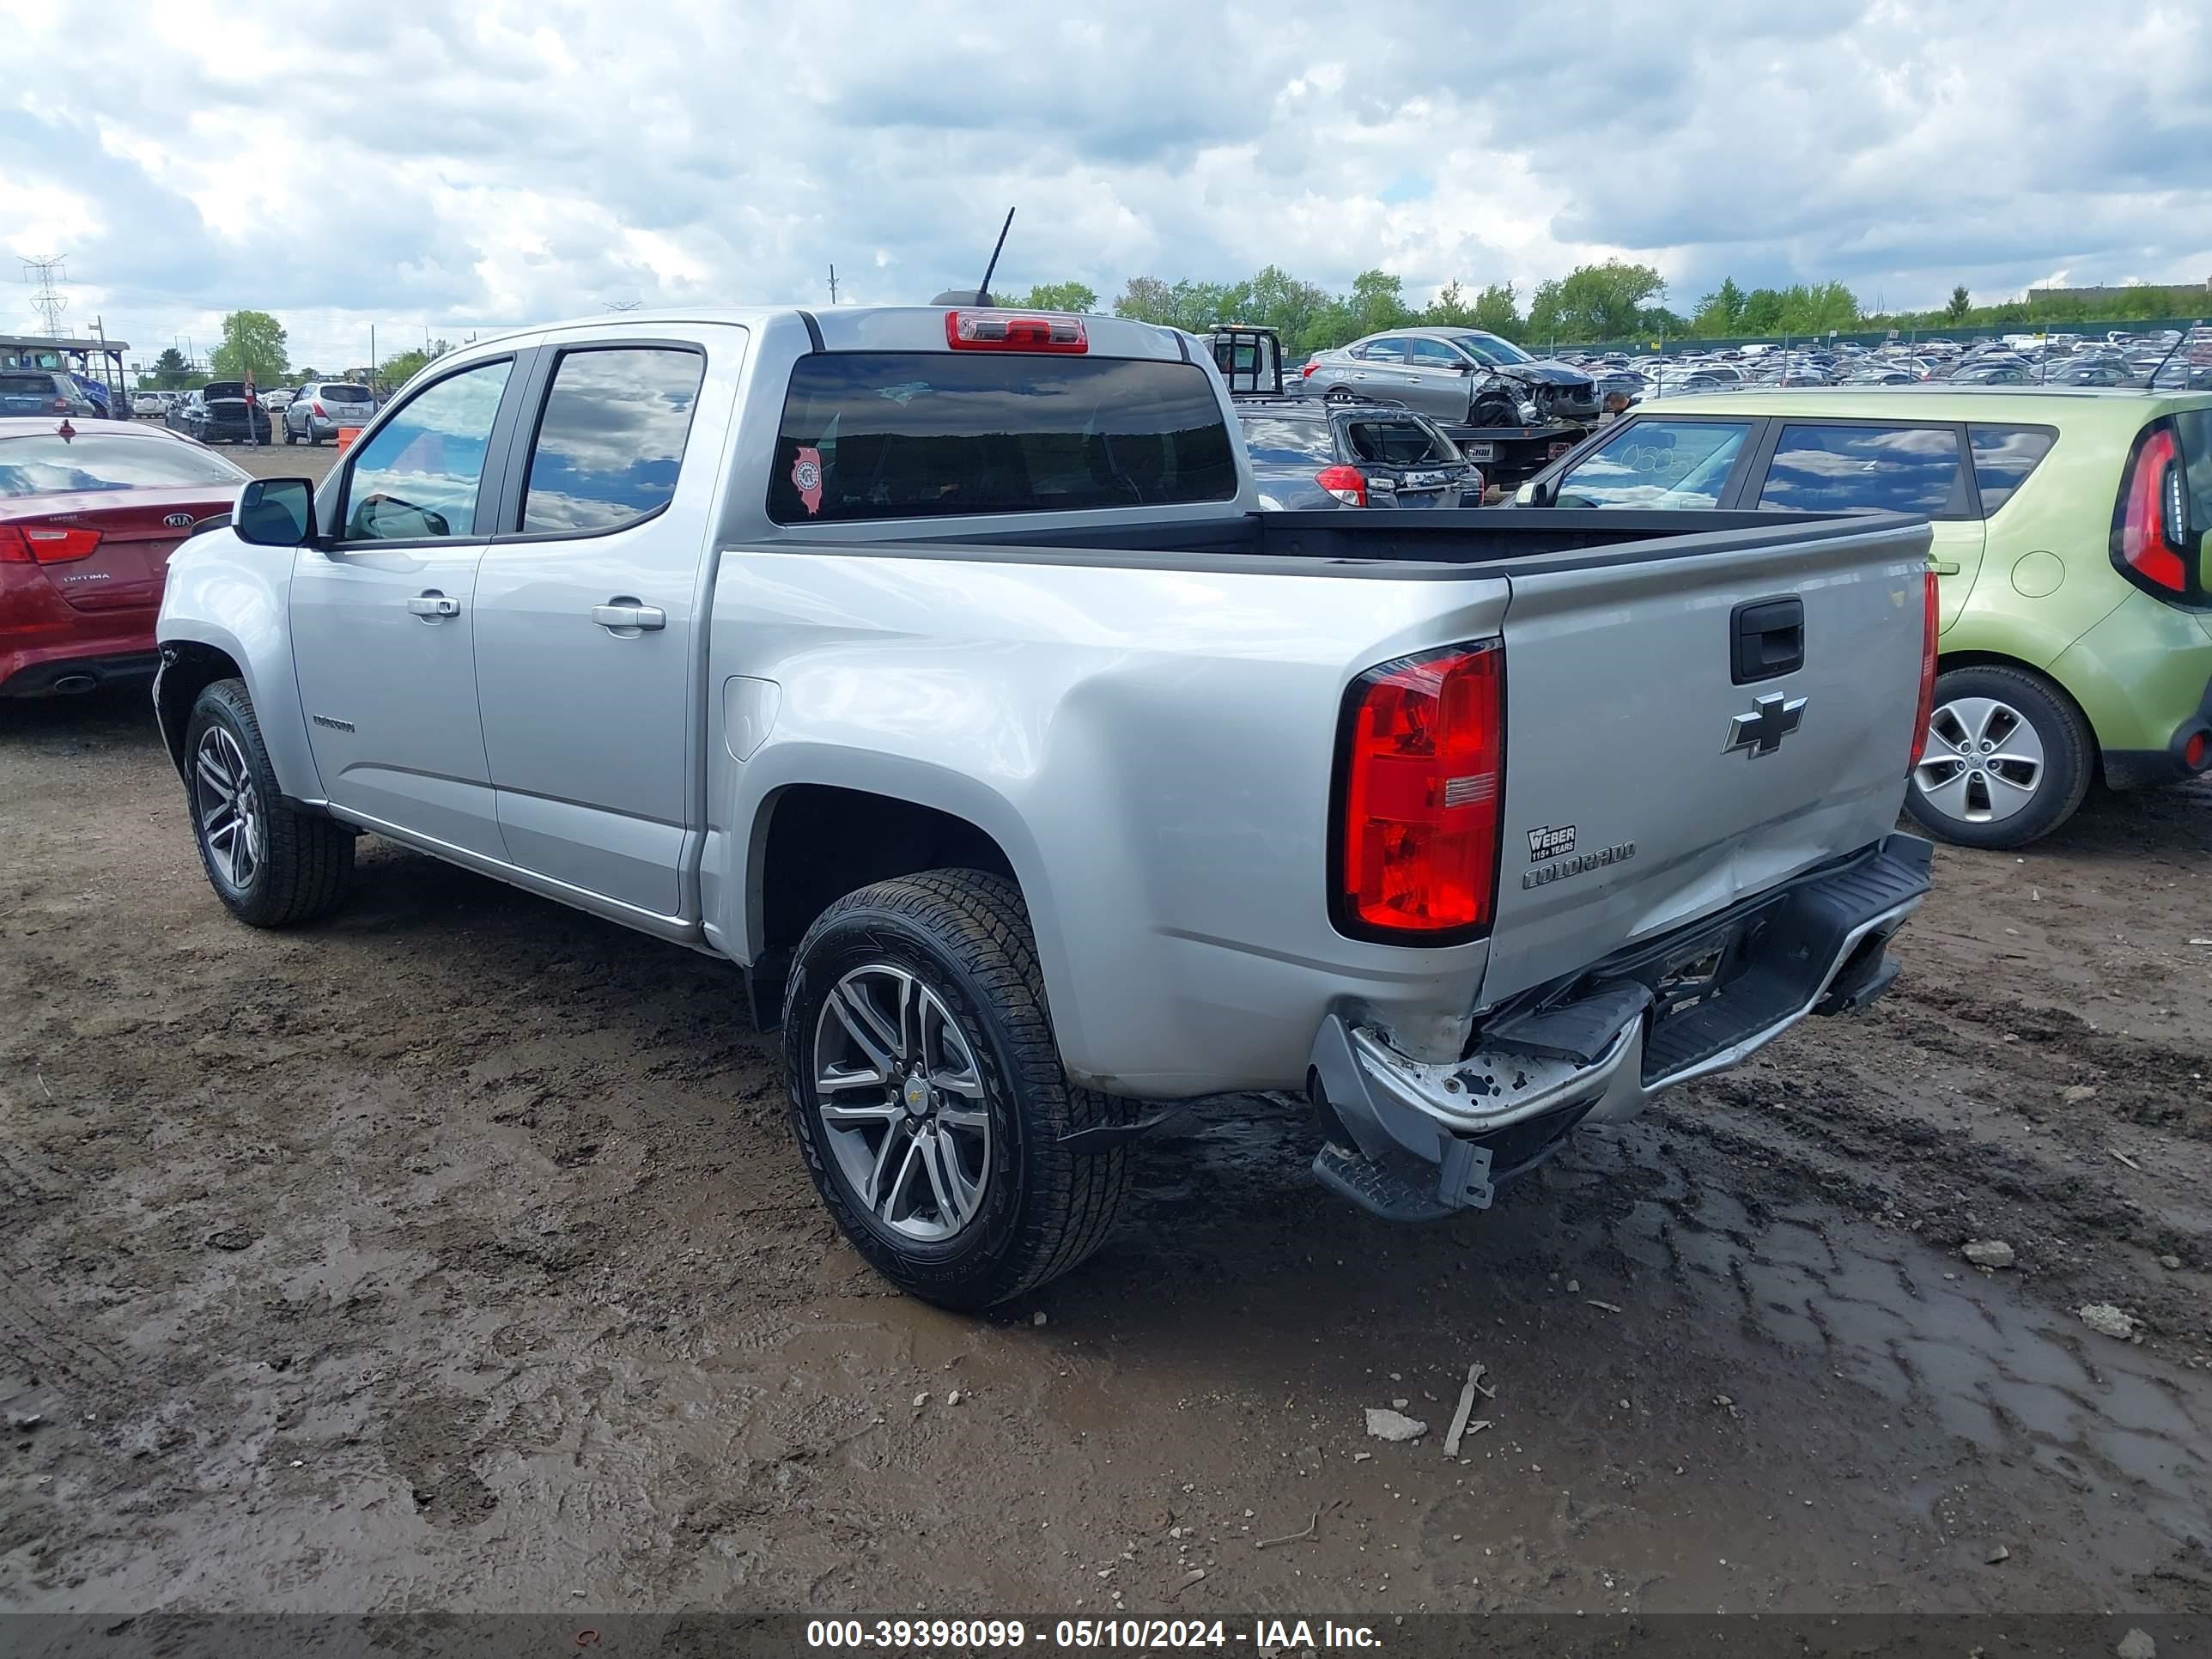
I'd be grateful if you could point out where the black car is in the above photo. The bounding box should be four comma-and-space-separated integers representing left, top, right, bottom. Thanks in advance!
177, 381, 272, 445
1235, 398, 1480, 510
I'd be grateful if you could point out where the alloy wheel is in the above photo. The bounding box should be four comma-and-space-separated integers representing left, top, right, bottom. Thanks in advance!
811, 964, 992, 1243
1913, 696, 2045, 824
193, 726, 264, 890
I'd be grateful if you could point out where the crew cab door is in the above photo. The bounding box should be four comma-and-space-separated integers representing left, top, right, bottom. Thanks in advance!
471, 331, 737, 918
290, 353, 523, 857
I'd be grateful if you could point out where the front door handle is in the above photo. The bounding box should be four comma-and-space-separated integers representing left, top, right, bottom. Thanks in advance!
406, 592, 460, 618
592, 602, 666, 633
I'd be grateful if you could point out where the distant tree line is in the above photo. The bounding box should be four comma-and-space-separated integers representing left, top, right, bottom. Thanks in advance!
999, 265, 2209, 351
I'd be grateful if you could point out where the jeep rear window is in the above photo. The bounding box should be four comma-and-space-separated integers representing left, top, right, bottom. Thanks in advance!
769, 353, 1238, 523
1966, 423, 2057, 514
1347, 419, 1455, 467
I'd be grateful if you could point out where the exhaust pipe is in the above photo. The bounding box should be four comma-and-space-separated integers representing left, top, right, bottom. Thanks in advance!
51, 674, 99, 695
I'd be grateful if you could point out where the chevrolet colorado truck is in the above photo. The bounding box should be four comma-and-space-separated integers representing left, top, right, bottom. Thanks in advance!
154, 304, 1936, 1309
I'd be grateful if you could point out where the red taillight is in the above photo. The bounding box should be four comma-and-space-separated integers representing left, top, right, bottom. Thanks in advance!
2185, 730, 2209, 771
9, 526, 104, 564
1316, 464, 1368, 507
1336, 641, 1504, 939
2116, 426, 2189, 596
944, 311, 1087, 353
313, 401, 327, 417
1301, 361, 1318, 378
1910, 567, 1938, 769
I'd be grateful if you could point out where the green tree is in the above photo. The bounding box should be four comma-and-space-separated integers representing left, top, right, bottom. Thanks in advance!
379, 339, 452, 392
1004, 281, 1099, 313
1691, 276, 1747, 335
147, 345, 191, 389
1945, 284, 1972, 322
1527, 260, 1667, 343
1113, 276, 1175, 325
1423, 280, 1476, 328
1471, 282, 1521, 337
207, 310, 289, 384
1243, 264, 1333, 351
1346, 269, 1413, 336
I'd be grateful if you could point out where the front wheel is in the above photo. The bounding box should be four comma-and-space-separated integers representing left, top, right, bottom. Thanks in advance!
1904, 665, 2092, 848
781, 869, 1129, 1310
185, 678, 356, 926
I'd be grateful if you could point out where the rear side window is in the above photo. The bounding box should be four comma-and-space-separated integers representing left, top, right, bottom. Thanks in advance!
1346, 419, 1454, 466
521, 347, 703, 532
1758, 423, 1966, 516
1966, 423, 2057, 514
321, 383, 374, 402
1239, 416, 1337, 467
0, 434, 248, 496
770, 353, 1238, 523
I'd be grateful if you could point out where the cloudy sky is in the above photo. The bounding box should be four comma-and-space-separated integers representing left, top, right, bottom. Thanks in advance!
4, 0, 2209, 373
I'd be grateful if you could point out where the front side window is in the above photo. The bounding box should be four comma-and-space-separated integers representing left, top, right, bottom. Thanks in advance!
769, 353, 1237, 524
0, 433, 249, 496
520, 347, 704, 532
1449, 332, 1533, 367
1553, 418, 1754, 509
1966, 424, 2057, 514
341, 358, 512, 541
1758, 423, 1966, 516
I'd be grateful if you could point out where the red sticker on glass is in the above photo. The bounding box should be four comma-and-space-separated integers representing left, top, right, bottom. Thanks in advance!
791, 447, 823, 516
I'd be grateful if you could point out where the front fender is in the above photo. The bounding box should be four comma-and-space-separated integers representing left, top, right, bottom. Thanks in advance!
155, 530, 322, 801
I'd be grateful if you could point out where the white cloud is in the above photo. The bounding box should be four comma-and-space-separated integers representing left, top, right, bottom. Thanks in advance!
3, 0, 2209, 374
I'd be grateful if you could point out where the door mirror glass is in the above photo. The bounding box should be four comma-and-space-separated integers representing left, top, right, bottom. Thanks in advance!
233, 477, 314, 547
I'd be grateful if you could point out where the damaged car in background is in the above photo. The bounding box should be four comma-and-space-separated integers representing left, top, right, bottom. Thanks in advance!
1302, 327, 1601, 429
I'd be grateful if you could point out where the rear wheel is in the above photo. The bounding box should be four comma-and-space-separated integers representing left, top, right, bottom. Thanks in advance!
1905, 665, 2092, 849
185, 678, 355, 927
782, 869, 1129, 1310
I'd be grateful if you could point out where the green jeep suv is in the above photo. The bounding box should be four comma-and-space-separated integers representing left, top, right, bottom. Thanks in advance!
1518, 388, 2212, 847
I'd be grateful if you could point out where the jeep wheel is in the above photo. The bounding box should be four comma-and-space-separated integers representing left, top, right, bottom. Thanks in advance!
1905, 665, 2092, 849
782, 869, 1129, 1310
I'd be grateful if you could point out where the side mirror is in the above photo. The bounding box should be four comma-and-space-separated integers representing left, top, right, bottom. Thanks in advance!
1513, 481, 1540, 506
234, 477, 315, 548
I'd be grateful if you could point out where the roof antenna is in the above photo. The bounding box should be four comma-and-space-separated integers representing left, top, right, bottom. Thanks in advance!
976, 207, 1015, 307
2144, 321, 2197, 390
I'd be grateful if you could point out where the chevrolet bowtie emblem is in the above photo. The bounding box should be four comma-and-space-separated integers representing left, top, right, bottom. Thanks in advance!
1724, 692, 1808, 757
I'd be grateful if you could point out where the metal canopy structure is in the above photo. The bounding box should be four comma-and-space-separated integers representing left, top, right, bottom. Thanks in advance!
0, 332, 132, 397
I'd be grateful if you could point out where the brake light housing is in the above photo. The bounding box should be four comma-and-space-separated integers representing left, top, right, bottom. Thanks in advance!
1315, 464, 1369, 507
1332, 641, 1505, 943
945, 311, 1087, 353
0, 525, 103, 564
2112, 422, 2203, 605
1910, 567, 1938, 769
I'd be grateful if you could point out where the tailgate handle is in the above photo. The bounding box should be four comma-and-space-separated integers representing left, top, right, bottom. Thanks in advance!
1731, 597, 1803, 684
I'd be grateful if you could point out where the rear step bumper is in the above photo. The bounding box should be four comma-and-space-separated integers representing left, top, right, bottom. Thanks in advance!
1307, 834, 1932, 1220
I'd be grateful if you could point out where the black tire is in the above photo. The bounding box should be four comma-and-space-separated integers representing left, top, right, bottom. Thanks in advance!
781, 869, 1129, 1310
1904, 664, 2093, 849
185, 678, 355, 927
282, 418, 295, 446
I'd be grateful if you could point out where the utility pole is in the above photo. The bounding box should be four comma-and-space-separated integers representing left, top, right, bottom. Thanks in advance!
20, 254, 68, 337
828, 263, 840, 304
369, 324, 376, 388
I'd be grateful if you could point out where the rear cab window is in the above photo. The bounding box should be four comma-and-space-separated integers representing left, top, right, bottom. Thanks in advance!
1758, 423, 1968, 517
769, 353, 1238, 523
1553, 418, 1755, 508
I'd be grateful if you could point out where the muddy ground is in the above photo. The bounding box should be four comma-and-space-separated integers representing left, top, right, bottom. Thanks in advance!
1, 685, 2206, 1622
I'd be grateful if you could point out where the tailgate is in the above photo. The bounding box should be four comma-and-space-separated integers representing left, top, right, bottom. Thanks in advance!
1480, 514, 1932, 1006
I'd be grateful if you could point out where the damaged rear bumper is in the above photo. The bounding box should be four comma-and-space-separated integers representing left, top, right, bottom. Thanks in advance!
1307, 834, 1933, 1219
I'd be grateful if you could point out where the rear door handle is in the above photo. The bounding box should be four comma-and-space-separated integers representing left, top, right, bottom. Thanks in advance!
406, 592, 460, 617
592, 602, 666, 632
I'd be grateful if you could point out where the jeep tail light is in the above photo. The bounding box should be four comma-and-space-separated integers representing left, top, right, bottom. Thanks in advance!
1910, 567, 1938, 769
1336, 641, 1504, 940
1316, 465, 1368, 507
2114, 425, 2190, 599
945, 311, 1087, 353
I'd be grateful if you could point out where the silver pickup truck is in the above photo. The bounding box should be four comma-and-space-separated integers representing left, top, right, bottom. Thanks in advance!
154, 305, 1936, 1309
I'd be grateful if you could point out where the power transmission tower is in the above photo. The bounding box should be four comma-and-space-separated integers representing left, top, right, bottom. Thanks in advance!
21, 255, 68, 337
